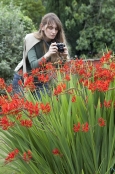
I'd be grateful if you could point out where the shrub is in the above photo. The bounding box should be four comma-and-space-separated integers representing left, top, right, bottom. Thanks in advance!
0, 2, 35, 83
1, 0, 45, 27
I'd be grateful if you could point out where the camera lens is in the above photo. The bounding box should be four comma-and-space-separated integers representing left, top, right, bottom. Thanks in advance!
57, 43, 65, 53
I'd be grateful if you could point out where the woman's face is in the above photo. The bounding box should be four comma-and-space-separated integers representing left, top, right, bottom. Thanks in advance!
41, 22, 59, 41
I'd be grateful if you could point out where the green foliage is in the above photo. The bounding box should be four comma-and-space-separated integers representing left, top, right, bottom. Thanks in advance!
0, 133, 19, 174
3, 0, 115, 58
64, 0, 115, 58
46, 0, 115, 58
64, 0, 84, 57
0, 54, 115, 173
0, 2, 35, 82
75, 1, 115, 58
1, 0, 45, 27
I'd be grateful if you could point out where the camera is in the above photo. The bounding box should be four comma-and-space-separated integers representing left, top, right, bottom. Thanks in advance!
56, 43, 65, 53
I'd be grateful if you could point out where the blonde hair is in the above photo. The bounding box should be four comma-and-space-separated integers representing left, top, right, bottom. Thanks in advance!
33, 13, 69, 63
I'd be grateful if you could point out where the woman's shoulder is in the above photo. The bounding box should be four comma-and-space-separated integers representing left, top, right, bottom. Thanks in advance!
25, 33, 40, 42
24, 33, 41, 53
25, 33, 37, 41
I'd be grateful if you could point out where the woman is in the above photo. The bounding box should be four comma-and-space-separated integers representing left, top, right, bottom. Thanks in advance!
12, 12, 70, 97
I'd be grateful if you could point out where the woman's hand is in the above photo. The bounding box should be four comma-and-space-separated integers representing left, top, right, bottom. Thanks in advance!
44, 42, 58, 59
44, 42, 69, 60
59, 46, 68, 58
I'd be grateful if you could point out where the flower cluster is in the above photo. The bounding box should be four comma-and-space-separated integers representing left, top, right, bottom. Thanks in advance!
52, 148, 60, 155
53, 83, 66, 95
5, 149, 19, 164
0, 116, 14, 130
98, 117, 106, 127
5, 149, 32, 164
22, 150, 32, 162
73, 118, 106, 133
0, 94, 51, 130
0, 51, 115, 174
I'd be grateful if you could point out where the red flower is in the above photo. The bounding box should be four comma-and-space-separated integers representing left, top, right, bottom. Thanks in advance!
45, 62, 54, 70
38, 57, 46, 66
82, 122, 89, 132
73, 123, 81, 132
88, 82, 97, 92
16, 114, 22, 120
20, 119, 33, 128
100, 51, 111, 63
38, 74, 49, 83
23, 150, 32, 162
24, 75, 36, 91
24, 101, 39, 117
0, 78, 6, 89
40, 103, 51, 114
23, 73, 28, 78
89, 80, 110, 92
71, 95, 76, 102
104, 100, 111, 108
18, 79, 23, 86
54, 83, 66, 95
52, 148, 60, 155
96, 80, 110, 92
6, 84, 13, 93
0, 116, 15, 130
60, 62, 70, 73
110, 62, 115, 70
65, 74, 70, 81
5, 149, 19, 163
98, 117, 106, 127
1, 98, 24, 115
31, 68, 39, 76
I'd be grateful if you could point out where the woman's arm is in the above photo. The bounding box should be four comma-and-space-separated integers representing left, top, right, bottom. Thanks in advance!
27, 47, 43, 69
27, 46, 50, 69
28, 43, 59, 69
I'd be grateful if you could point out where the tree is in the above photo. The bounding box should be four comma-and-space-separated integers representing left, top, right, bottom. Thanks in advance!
1, 0, 45, 27
46, 0, 115, 58
76, 0, 115, 58
0, 2, 35, 82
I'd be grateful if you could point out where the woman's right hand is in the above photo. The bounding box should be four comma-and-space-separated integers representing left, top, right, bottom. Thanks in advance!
44, 42, 58, 59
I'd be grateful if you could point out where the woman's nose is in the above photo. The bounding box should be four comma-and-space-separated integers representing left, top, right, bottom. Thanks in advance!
52, 28, 57, 33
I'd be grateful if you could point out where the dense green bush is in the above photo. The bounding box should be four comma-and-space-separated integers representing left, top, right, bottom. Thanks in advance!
1, 0, 45, 27
64, 0, 115, 58
46, 0, 115, 58
0, 2, 35, 82
75, 1, 115, 58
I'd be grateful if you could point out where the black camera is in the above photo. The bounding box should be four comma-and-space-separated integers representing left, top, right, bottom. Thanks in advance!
56, 43, 65, 53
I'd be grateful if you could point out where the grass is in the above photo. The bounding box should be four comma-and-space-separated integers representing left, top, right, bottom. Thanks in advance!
0, 132, 20, 174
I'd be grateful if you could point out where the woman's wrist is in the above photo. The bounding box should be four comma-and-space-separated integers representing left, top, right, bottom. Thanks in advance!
44, 52, 50, 60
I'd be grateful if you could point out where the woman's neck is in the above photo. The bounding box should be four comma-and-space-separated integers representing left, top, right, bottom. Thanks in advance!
43, 36, 51, 42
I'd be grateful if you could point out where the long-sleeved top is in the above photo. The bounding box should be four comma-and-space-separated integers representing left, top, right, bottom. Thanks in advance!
27, 40, 51, 72
14, 33, 41, 73
15, 32, 70, 74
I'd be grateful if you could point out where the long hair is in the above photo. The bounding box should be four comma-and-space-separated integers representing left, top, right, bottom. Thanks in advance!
33, 13, 69, 63
34, 13, 66, 43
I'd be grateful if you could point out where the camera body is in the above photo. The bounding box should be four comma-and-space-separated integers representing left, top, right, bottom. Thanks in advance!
56, 43, 65, 53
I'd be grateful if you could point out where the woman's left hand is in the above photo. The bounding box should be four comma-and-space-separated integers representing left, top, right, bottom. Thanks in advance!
59, 46, 68, 58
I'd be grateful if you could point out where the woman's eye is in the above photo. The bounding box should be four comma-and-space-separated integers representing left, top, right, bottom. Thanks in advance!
48, 26, 58, 31
48, 26, 53, 30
